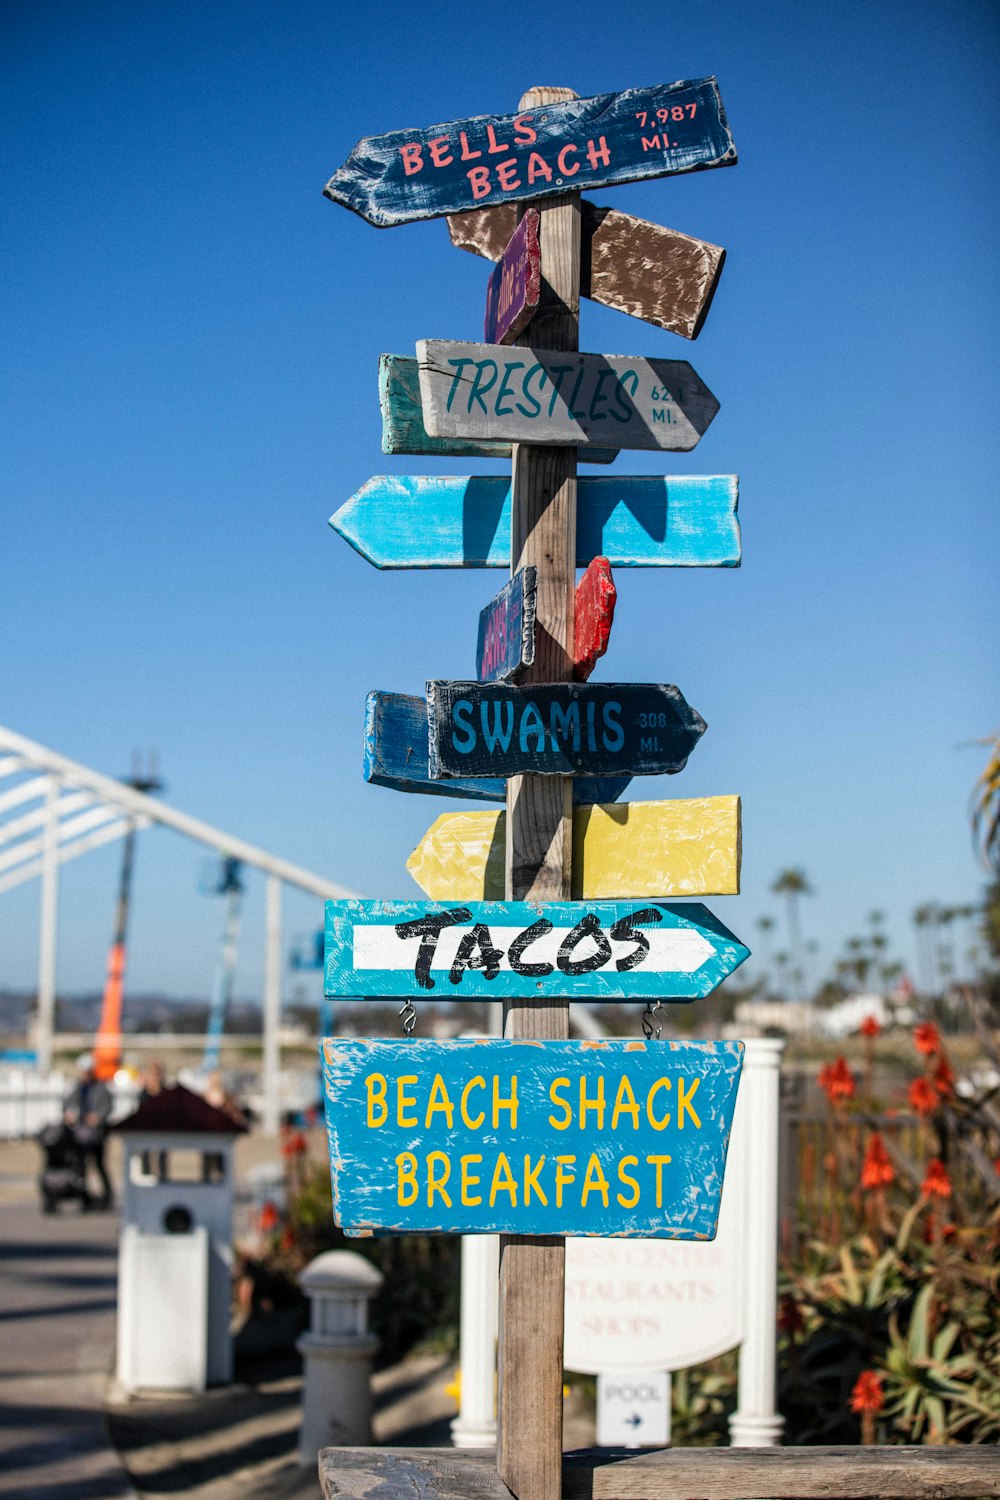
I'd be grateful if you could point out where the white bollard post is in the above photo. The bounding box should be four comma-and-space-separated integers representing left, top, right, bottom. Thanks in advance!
729, 1037, 785, 1446
450, 1232, 499, 1448
297, 1251, 382, 1462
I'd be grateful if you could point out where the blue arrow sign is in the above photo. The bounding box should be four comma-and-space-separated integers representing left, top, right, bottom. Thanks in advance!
320, 1036, 744, 1237
365, 691, 631, 805
323, 79, 736, 228
331, 476, 740, 571
324, 900, 749, 1001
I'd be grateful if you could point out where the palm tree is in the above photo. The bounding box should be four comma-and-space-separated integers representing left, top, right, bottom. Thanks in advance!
756, 915, 776, 994
771, 868, 813, 1003
912, 903, 940, 997
972, 733, 1000, 873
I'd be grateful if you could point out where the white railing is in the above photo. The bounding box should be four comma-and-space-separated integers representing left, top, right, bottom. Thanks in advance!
0, 1072, 141, 1140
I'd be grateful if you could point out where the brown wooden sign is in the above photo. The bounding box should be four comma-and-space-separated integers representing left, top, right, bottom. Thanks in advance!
448, 199, 725, 339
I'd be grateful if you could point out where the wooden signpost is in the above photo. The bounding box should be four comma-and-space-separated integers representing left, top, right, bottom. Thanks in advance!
407, 794, 741, 901
477, 568, 536, 682
426, 680, 706, 780
324, 899, 749, 1001
320, 1036, 744, 1238
320, 75, 750, 1500
574, 556, 616, 680
484, 209, 541, 344
379, 354, 618, 462
416, 340, 719, 451
449, 200, 726, 339
331, 473, 742, 570
364, 689, 630, 805
324, 79, 736, 227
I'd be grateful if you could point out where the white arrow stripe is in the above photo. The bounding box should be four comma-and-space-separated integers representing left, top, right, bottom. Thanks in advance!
351, 923, 714, 975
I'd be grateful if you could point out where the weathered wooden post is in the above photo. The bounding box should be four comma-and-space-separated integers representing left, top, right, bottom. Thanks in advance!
498, 85, 579, 1500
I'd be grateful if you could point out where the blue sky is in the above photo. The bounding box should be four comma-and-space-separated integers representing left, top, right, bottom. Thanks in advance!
2, 0, 997, 1008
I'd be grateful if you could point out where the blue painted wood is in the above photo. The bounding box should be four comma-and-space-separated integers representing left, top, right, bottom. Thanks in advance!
320, 1036, 744, 1238
476, 568, 535, 683
365, 691, 630, 806
324, 899, 750, 1001
427, 681, 706, 780
323, 79, 736, 228
378, 355, 618, 462
331, 475, 741, 570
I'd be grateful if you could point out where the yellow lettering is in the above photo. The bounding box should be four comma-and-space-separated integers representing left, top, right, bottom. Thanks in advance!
678, 1076, 702, 1129
397, 1074, 418, 1128
523, 1154, 548, 1205
646, 1077, 672, 1129
646, 1154, 672, 1207
396, 1151, 419, 1206
425, 1073, 455, 1129
580, 1153, 610, 1207
616, 1155, 640, 1207
610, 1074, 640, 1130
548, 1076, 573, 1130
555, 1155, 577, 1206
461, 1153, 483, 1206
579, 1074, 606, 1130
489, 1150, 518, 1206
365, 1072, 388, 1127
492, 1074, 519, 1130
461, 1075, 486, 1129
427, 1150, 452, 1207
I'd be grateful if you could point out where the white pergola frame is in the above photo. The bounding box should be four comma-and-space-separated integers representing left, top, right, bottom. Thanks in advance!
0, 726, 355, 1131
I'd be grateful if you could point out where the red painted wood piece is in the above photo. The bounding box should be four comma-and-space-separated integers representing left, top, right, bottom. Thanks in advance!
573, 557, 617, 680
484, 209, 540, 344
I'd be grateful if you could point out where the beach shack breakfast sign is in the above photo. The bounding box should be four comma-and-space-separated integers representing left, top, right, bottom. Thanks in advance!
321, 1037, 743, 1237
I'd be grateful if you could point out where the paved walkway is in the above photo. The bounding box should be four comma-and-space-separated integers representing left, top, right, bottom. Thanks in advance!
0, 1136, 590, 1498
0, 1140, 135, 1498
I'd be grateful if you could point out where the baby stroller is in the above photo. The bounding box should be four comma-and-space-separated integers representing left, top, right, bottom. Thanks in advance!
37, 1122, 91, 1212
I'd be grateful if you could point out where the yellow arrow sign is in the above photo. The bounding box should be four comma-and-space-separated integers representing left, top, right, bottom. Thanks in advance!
406, 796, 741, 901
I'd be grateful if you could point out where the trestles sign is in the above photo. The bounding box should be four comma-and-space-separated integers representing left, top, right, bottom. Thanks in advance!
320, 1037, 744, 1237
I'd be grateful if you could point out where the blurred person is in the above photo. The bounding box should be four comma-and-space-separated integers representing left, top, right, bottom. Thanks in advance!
138, 1060, 168, 1178
64, 1053, 113, 1208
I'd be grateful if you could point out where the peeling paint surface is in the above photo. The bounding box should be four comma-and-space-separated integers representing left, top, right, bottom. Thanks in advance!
321, 1037, 743, 1238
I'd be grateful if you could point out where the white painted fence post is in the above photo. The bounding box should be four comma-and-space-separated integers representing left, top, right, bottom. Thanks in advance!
35, 776, 60, 1076
450, 1232, 499, 1448
729, 1037, 785, 1446
262, 874, 282, 1135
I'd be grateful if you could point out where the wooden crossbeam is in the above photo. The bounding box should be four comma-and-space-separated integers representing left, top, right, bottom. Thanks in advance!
320, 1445, 1000, 1500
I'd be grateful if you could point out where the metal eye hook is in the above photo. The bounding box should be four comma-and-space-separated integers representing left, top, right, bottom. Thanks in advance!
642, 999, 665, 1040
398, 999, 417, 1037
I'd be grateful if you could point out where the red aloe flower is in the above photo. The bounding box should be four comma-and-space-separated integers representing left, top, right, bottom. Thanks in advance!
932, 1055, 956, 1100
860, 1132, 894, 1190
921, 1158, 953, 1199
818, 1056, 856, 1105
260, 1200, 280, 1231
913, 1021, 942, 1056
859, 1014, 881, 1039
908, 1076, 939, 1116
850, 1369, 885, 1415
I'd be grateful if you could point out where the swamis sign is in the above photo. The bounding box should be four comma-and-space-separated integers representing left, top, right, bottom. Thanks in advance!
320, 1037, 744, 1238
427, 680, 707, 779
